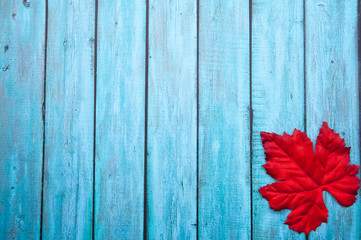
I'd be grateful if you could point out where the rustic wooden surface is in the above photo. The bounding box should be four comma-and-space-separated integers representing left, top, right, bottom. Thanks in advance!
42, 0, 95, 239
147, 0, 197, 238
0, 0, 360, 239
198, 0, 251, 239
94, 0, 145, 239
252, 0, 304, 239
305, 1, 360, 239
0, 1, 45, 239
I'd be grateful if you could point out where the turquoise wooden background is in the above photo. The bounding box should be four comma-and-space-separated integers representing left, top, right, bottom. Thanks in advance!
0, 0, 360, 239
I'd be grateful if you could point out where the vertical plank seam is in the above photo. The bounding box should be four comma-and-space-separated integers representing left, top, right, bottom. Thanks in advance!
303, 2, 307, 238
92, 0, 99, 238
39, 0, 49, 238
304, 3, 309, 240
358, 0, 361, 176
196, 0, 200, 238
249, 0, 253, 239
303, 0, 307, 134
144, 0, 149, 238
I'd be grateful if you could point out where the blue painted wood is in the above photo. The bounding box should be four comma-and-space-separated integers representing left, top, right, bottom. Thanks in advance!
0, 1, 360, 239
251, 1, 305, 239
42, 0, 94, 238
95, 0, 145, 239
147, 0, 197, 238
306, 1, 361, 239
0, 1, 45, 239
198, 0, 251, 239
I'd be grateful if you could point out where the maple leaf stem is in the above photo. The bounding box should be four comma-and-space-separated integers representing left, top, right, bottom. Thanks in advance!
305, 235, 309, 240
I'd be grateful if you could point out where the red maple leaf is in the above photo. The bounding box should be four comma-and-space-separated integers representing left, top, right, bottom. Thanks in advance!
259, 122, 360, 236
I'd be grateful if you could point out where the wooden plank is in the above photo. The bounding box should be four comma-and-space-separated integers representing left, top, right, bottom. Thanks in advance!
94, 0, 145, 239
42, 0, 94, 238
198, 0, 251, 238
251, 1, 305, 239
147, 0, 197, 238
306, 1, 361, 239
0, 1, 45, 239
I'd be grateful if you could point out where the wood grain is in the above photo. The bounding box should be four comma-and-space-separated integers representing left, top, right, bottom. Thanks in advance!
306, 0, 361, 239
95, 0, 146, 239
0, 1, 360, 239
0, 1, 45, 239
147, 0, 197, 238
251, 0, 305, 239
42, 0, 94, 238
198, 0, 251, 238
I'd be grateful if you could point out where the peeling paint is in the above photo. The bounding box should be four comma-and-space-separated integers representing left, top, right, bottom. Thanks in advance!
22, 0, 30, 8
2, 64, 10, 71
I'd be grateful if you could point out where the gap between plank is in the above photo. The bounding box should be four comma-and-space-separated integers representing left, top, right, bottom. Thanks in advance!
196, 0, 200, 239
249, 0, 253, 239
303, 0, 307, 134
143, 0, 150, 238
358, 0, 361, 171
92, 0, 99, 239
39, 0, 48, 238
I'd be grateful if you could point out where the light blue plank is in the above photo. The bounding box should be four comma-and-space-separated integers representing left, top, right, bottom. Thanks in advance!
147, 0, 197, 238
95, 0, 145, 239
306, 1, 360, 239
0, 1, 45, 239
251, 0, 305, 239
198, 1, 251, 238
42, 0, 94, 238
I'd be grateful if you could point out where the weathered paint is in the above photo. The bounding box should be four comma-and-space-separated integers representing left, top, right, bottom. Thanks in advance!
95, 0, 146, 239
306, 0, 361, 239
147, 0, 197, 238
251, 0, 305, 239
198, 0, 251, 239
42, 0, 94, 238
0, 1, 45, 239
0, 0, 360, 239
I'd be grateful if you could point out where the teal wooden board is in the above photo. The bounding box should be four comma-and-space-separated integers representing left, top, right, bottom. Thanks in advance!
0, 1, 45, 239
0, 0, 361, 239
305, 0, 361, 239
198, 0, 251, 238
251, 0, 305, 239
95, 0, 145, 239
147, 0, 198, 238
42, 0, 94, 238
